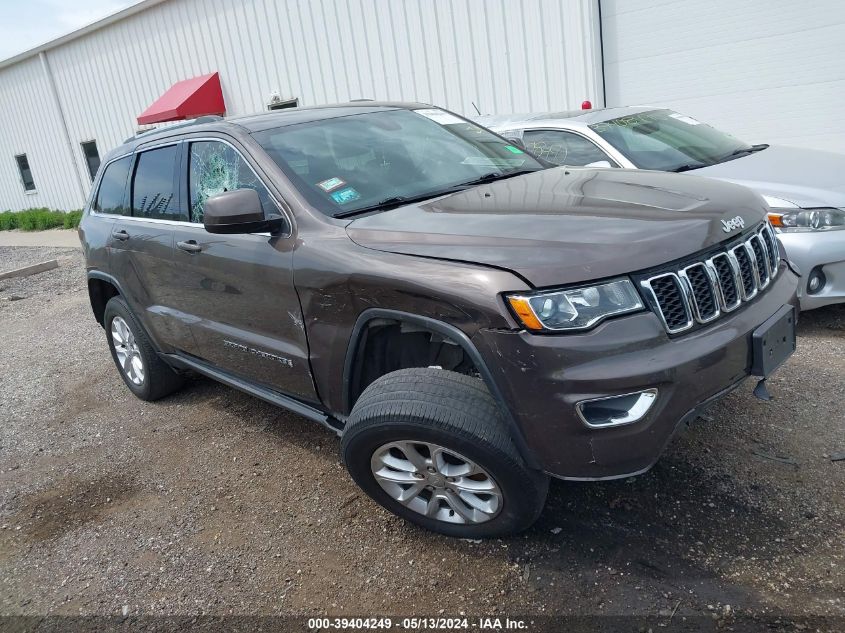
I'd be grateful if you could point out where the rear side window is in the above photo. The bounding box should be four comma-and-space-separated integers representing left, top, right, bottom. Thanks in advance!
132, 145, 185, 221
94, 156, 132, 215
188, 140, 276, 223
522, 129, 614, 167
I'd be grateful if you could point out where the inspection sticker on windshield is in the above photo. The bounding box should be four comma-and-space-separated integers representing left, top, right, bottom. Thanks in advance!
504, 145, 524, 154
415, 108, 464, 125
331, 187, 361, 205
316, 177, 345, 192
669, 113, 701, 125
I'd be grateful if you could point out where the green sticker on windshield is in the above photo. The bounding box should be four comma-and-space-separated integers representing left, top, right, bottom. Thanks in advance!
331, 187, 361, 205
504, 145, 524, 154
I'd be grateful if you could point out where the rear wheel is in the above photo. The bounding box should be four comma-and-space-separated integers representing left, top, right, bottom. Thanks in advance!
341, 368, 548, 538
104, 296, 184, 401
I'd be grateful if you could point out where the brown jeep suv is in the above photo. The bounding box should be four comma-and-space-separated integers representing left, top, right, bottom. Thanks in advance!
79, 102, 799, 537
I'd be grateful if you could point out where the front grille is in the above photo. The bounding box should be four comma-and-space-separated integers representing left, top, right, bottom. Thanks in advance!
642, 222, 780, 334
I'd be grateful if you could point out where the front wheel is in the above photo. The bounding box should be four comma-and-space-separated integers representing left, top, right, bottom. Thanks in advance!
341, 368, 548, 538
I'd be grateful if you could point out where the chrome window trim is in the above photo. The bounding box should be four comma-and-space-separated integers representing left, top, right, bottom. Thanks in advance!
91, 137, 293, 237
640, 272, 693, 334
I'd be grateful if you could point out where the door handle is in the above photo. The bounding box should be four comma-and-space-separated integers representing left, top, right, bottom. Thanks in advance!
112, 229, 129, 241
177, 240, 203, 253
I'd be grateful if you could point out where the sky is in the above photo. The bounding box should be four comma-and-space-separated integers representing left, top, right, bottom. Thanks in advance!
0, 0, 142, 61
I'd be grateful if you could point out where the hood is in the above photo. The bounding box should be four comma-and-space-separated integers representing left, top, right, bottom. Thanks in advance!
345, 168, 767, 287
695, 145, 845, 208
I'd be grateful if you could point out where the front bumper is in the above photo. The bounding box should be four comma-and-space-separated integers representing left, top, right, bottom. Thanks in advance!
779, 229, 845, 310
472, 265, 800, 480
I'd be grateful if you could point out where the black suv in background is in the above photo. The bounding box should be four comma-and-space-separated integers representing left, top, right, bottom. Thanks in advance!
79, 103, 798, 537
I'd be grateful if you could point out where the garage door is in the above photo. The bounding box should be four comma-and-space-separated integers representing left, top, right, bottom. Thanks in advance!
601, 0, 845, 152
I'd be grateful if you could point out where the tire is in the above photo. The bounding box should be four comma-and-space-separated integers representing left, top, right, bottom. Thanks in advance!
341, 368, 549, 538
103, 296, 184, 401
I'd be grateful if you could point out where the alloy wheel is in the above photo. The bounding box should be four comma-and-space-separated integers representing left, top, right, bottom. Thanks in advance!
111, 316, 145, 386
370, 441, 502, 524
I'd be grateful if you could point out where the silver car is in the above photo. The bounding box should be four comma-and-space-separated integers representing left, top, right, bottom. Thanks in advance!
477, 107, 845, 310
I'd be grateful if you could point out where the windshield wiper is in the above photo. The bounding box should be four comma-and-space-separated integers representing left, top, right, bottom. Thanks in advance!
455, 170, 537, 187
723, 143, 769, 159
332, 170, 540, 218
333, 192, 454, 218
670, 163, 707, 173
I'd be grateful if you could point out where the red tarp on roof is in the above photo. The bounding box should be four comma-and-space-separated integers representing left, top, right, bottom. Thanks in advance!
137, 72, 226, 125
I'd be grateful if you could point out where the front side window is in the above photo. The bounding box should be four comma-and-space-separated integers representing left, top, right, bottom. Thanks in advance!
589, 109, 753, 171
188, 141, 276, 223
15, 154, 36, 191
131, 145, 185, 221
522, 129, 614, 167
81, 141, 101, 182
253, 108, 544, 216
94, 156, 132, 215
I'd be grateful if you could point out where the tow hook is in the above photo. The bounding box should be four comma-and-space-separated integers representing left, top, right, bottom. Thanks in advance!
753, 378, 772, 401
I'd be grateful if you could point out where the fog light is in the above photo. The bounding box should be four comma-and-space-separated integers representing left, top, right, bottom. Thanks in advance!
807, 267, 826, 294
576, 389, 658, 429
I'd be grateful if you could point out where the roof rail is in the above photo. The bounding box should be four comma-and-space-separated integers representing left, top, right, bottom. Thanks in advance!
123, 115, 224, 144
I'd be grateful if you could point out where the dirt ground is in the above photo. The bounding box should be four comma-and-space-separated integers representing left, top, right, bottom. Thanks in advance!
1, 246, 843, 629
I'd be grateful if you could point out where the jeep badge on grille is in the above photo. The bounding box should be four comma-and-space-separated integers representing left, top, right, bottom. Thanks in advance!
721, 216, 745, 233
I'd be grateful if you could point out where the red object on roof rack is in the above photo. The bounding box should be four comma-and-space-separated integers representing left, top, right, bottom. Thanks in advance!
137, 72, 226, 125
581, 100, 592, 110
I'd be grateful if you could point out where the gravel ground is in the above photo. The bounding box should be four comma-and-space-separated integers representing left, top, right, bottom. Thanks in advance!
0, 246, 843, 627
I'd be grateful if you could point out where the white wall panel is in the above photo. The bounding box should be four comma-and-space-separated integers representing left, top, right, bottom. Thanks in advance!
0, 56, 85, 211
602, 0, 845, 152
0, 0, 603, 211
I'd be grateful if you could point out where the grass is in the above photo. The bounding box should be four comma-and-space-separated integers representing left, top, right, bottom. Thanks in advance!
0, 208, 82, 231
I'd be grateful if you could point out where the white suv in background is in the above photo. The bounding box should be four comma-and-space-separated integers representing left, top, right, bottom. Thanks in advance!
477, 107, 845, 311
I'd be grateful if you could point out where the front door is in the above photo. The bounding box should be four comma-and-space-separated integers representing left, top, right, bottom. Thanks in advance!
168, 137, 317, 403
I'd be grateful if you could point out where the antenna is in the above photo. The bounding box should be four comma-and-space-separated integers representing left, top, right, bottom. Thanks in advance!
471, 101, 481, 116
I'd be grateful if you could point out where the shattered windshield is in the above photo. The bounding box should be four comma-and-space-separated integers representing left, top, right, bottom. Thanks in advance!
253, 108, 544, 216
589, 109, 755, 171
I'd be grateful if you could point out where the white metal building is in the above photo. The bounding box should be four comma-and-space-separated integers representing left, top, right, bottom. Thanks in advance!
1, 0, 843, 212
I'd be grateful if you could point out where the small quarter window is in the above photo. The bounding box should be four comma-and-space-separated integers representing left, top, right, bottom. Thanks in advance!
188, 141, 276, 223
15, 154, 36, 191
132, 145, 185, 221
94, 156, 132, 215
81, 141, 101, 182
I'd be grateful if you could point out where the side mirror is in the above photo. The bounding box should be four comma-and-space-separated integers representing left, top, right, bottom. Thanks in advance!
585, 160, 613, 168
203, 189, 277, 234
506, 137, 526, 151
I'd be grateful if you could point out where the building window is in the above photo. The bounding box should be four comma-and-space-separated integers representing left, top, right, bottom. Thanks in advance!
14, 154, 36, 192
267, 97, 298, 111
81, 141, 101, 181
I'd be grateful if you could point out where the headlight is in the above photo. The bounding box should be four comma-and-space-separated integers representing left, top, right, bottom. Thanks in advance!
507, 278, 644, 331
768, 208, 845, 233
763, 195, 845, 233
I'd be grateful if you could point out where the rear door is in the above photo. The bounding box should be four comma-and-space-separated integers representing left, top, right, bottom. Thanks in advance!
167, 136, 317, 403
109, 142, 197, 353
